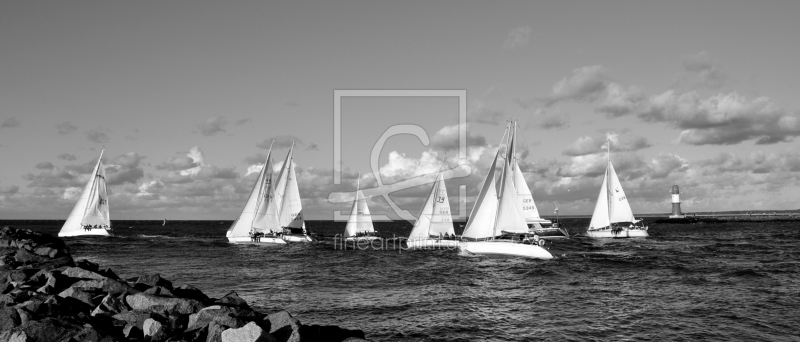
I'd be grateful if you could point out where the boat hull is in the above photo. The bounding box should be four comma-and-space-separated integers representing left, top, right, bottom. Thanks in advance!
344, 236, 381, 242
282, 234, 313, 243
227, 236, 287, 245
58, 228, 112, 237
406, 239, 460, 249
531, 227, 569, 238
459, 241, 554, 260
586, 228, 649, 238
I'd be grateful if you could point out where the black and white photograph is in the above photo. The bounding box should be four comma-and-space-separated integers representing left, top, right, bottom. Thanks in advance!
1, 1, 799, 341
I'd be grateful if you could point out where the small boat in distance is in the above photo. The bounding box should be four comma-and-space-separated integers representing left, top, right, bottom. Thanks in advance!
226, 142, 286, 245
274, 143, 313, 243
586, 139, 649, 238
407, 168, 458, 249
344, 174, 380, 242
59, 150, 113, 237
459, 124, 554, 260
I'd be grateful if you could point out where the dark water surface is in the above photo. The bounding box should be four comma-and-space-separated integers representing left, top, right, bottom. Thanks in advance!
3, 219, 799, 342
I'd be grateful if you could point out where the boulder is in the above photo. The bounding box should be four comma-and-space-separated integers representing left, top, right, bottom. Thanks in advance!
126, 292, 204, 315
143, 318, 168, 341
60, 267, 108, 281
14, 249, 50, 265
122, 323, 142, 340
215, 291, 251, 309
221, 321, 275, 342
112, 310, 157, 329
266, 311, 301, 342
97, 267, 118, 280
57, 287, 97, 308
91, 293, 129, 317
7, 317, 84, 342
0, 307, 21, 331
206, 320, 231, 342
135, 273, 173, 290
186, 305, 248, 332
143, 286, 175, 297
70, 278, 135, 295
173, 284, 209, 303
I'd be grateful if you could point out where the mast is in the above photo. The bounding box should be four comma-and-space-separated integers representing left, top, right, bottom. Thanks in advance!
606, 138, 612, 227
492, 122, 512, 240
80, 149, 105, 224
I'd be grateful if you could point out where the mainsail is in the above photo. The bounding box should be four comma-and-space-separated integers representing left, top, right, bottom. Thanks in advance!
461, 150, 500, 240
276, 144, 305, 230
408, 171, 454, 240
344, 176, 374, 237
227, 143, 280, 238
59, 150, 111, 237
588, 141, 636, 229
494, 154, 529, 235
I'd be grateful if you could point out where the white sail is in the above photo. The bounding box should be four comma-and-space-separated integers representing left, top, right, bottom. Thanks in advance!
408, 172, 454, 240
494, 157, 529, 234
588, 167, 611, 229
506, 122, 543, 223
607, 161, 636, 223
251, 156, 280, 232
227, 145, 279, 238
277, 146, 305, 229
59, 150, 111, 237
273, 145, 292, 211
461, 150, 500, 240
513, 158, 543, 222
344, 178, 374, 237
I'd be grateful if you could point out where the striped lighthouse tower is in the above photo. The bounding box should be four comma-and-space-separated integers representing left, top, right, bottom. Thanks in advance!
669, 185, 684, 218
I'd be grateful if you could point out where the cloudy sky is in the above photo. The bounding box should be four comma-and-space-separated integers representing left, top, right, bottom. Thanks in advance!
2, 1, 799, 220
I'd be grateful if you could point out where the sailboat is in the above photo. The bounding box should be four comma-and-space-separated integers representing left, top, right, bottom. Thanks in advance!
407, 168, 458, 249
506, 122, 569, 239
59, 150, 113, 237
343, 174, 380, 242
586, 139, 649, 238
459, 125, 554, 260
274, 143, 313, 242
226, 142, 287, 244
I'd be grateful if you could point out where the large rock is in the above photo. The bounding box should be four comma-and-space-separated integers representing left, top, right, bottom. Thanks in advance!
143, 285, 175, 297
143, 318, 168, 341
91, 293, 129, 317
215, 291, 250, 309
57, 287, 98, 308
126, 292, 204, 315
6, 317, 84, 342
173, 284, 209, 303
70, 278, 135, 294
112, 310, 157, 329
221, 321, 275, 342
266, 311, 301, 342
206, 320, 230, 342
135, 273, 173, 290
60, 267, 108, 281
186, 305, 248, 331
0, 307, 21, 330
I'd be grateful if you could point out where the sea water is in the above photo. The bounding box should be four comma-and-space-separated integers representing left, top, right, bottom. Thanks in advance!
5, 219, 799, 342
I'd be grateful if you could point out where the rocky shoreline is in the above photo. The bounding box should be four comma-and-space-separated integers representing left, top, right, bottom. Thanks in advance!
0, 226, 368, 342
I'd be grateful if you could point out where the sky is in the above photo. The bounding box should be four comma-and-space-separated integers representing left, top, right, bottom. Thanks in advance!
2, 1, 799, 220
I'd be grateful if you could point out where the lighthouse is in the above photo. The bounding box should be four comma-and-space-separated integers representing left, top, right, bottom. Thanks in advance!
670, 185, 684, 218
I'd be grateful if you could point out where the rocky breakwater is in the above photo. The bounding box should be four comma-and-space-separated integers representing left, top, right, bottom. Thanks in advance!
0, 226, 368, 342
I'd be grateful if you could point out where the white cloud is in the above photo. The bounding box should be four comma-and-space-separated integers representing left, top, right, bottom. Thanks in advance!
503, 26, 532, 50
